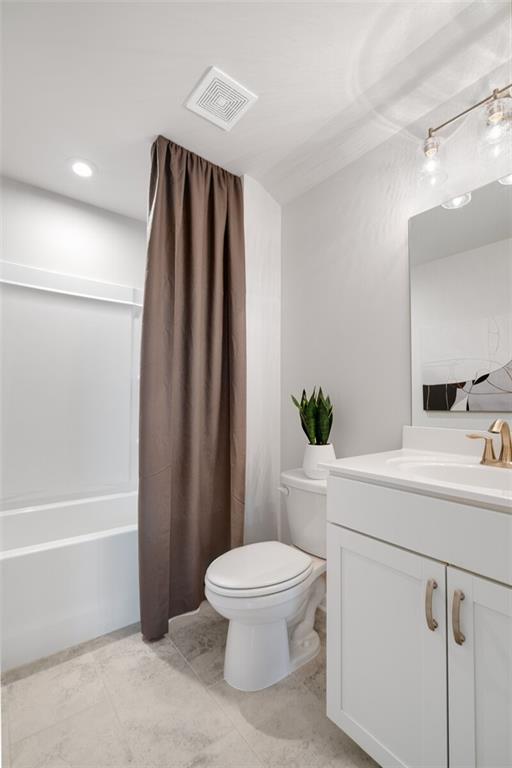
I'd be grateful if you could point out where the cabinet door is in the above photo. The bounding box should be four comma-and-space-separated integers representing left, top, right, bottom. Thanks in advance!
448, 567, 512, 768
327, 525, 447, 768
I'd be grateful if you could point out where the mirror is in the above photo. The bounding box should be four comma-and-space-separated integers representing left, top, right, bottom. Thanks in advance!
409, 178, 512, 423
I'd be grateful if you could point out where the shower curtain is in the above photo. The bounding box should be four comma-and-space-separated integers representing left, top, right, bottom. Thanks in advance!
138, 136, 246, 641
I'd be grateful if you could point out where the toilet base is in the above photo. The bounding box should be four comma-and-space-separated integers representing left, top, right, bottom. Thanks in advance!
222, 575, 326, 692
224, 618, 291, 691
289, 627, 321, 672
224, 619, 322, 692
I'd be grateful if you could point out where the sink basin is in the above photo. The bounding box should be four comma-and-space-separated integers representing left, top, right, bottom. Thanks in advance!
404, 462, 512, 492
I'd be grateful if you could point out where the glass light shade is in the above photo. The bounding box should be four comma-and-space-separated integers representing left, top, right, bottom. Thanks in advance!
498, 173, 512, 185
483, 120, 508, 145
418, 154, 447, 188
441, 192, 472, 210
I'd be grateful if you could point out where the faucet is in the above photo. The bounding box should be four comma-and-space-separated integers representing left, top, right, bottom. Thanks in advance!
467, 419, 512, 468
489, 419, 512, 466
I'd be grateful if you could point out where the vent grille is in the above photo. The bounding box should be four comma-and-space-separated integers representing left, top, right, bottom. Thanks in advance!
185, 67, 257, 131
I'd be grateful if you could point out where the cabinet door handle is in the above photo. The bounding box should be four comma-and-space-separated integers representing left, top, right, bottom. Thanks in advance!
452, 590, 465, 645
425, 579, 438, 631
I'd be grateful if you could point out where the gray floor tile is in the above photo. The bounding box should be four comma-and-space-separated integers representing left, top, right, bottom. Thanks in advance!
1, 626, 139, 687
314, 610, 326, 640
183, 730, 262, 767
6, 653, 105, 744
209, 673, 309, 739
2, 690, 11, 768
169, 610, 228, 688
96, 632, 233, 767
241, 687, 372, 768
2, 602, 376, 768
10, 700, 134, 768
290, 645, 326, 703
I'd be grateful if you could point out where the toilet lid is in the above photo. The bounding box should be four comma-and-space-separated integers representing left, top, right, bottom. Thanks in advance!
206, 541, 312, 591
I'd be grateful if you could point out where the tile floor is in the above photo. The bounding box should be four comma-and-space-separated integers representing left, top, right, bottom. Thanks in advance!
1, 602, 377, 768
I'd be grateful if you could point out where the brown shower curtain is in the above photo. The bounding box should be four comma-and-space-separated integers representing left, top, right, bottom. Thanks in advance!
138, 136, 246, 641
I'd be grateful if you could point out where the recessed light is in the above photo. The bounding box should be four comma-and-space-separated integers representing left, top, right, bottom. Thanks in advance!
441, 193, 472, 210
498, 173, 512, 185
70, 159, 95, 178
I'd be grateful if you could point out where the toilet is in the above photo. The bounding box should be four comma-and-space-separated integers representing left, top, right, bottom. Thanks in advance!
205, 469, 327, 691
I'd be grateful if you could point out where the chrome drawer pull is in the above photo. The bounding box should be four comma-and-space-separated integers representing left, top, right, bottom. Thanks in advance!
425, 579, 438, 631
452, 590, 465, 645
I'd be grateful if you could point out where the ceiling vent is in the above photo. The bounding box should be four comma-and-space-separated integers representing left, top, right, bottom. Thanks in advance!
185, 67, 258, 131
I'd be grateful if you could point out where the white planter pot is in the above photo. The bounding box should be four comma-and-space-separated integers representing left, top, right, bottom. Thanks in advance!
302, 443, 336, 479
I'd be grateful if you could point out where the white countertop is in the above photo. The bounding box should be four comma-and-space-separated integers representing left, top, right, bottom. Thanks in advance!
321, 446, 512, 514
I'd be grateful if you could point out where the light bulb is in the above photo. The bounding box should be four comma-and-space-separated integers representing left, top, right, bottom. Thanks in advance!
498, 173, 512, 185
70, 159, 94, 178
441, 193, 472, 210
487, 99, 506, 124
484, 121, 507, 144
418, 152, 447, 188
423, 157, 440, 174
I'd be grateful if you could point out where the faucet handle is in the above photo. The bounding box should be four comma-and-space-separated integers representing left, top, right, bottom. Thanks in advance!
466, 433, 496, 465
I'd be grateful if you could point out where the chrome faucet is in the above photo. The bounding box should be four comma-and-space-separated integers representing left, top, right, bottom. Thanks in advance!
467, 419, 512, 468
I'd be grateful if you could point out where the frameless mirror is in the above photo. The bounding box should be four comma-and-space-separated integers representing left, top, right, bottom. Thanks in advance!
409, 178, 512, 422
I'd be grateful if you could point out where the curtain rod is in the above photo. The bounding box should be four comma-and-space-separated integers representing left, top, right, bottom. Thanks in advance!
428, 83, 512, 137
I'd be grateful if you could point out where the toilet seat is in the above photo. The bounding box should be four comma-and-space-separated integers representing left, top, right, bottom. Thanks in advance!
205, 541, 313, 598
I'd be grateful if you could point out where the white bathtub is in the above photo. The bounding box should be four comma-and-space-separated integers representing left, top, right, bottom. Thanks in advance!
0, 492, 139, 672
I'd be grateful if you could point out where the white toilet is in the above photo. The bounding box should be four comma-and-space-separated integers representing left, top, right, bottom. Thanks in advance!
205, 469, 327, 691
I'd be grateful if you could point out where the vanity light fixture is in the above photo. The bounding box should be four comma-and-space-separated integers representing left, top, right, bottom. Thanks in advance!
441, 192, 472, 210
70, 159, 95, 178
420, 84, 511, 182
498, 173, 512, 185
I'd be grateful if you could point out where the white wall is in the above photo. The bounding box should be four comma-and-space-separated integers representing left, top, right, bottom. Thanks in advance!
282, 72, 512, 469
1, 179, 146, 509
2, 177, 146, 285
243, 176, 281, 542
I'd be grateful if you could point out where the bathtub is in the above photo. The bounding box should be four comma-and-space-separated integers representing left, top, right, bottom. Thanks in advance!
0, 492, 139, 672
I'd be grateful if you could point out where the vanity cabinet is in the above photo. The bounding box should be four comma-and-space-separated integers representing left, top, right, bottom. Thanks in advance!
327, 524, 512, 768
447, 568, 512, 768
327, 526, 448, 768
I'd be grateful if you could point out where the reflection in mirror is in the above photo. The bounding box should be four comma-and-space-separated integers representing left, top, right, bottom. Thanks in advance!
409, 178, 512, 416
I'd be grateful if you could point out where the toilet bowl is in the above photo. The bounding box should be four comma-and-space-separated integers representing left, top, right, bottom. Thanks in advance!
205, 470, 327, 691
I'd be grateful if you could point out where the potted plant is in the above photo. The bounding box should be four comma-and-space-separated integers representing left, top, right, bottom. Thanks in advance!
291, 388, 335, 479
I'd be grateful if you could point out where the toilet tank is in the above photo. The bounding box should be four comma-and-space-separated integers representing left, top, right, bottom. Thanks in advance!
280, 469, 327, 559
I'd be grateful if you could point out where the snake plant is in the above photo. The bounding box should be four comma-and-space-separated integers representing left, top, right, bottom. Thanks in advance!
291, 388, 334, 445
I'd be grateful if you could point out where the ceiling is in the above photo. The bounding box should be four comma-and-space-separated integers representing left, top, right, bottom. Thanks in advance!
2, 1, 510, 221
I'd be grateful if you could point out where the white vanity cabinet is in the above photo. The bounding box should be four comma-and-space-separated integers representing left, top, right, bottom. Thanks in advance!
327, 526, 448, 768
326, 475, 512, 768
447, 568, 512, 768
